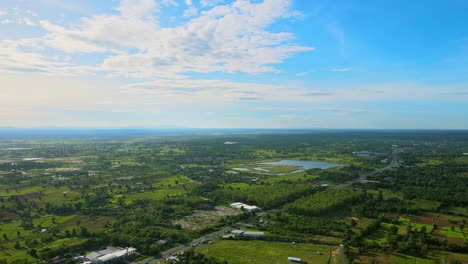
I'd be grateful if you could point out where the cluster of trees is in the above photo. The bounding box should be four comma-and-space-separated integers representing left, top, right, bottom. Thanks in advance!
212, 183, 318, 209
265, 212, 347, 242
177, 250, 228, 264
374, 164, 468, 207
309, 165, 363, 184
285, 187, 365, 216
352, 192, 413, 218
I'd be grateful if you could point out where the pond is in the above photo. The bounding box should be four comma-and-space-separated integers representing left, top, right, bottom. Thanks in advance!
259, 159, 343, 171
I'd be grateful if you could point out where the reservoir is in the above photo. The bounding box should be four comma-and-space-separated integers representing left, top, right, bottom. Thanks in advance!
259, 160, 343, 170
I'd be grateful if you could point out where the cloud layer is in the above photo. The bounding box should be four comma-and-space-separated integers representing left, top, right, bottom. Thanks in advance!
1, 0, 312, 78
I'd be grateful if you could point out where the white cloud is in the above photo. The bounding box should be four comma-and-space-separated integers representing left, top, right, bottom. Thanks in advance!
2, 0, 312, 78
23, 18, 36, 26
0, 9, 6, 16
183, 6, 198, 17
117, 0, 158, 17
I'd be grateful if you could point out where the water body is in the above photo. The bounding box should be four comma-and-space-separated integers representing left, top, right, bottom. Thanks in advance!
353, 151, 385, 157
22, 158, 44, 161
3, 148, 33, 150
232, 168, 250, 172
259, 160, 343, 171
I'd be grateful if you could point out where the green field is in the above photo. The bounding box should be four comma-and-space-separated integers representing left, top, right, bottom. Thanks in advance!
199, 240, 339, 264
125, 187, 186, 202
266, 165, 302, 174
440, 227, 466, 239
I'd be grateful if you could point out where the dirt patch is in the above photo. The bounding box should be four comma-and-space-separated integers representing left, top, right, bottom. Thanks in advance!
401, 213, 463, 227
173, 206, 241, 231
331, 247, 340, 264
446, 237, 466, 245
0, 211, 19, 222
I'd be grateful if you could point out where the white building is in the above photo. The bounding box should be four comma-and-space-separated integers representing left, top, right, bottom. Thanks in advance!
86, 247, 137, 264
230, 229, 265, 238
230, 202, 261, 212
288, 256, 303, 263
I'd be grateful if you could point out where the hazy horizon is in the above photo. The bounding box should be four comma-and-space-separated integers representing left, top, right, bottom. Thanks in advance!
1, 0, 467, 129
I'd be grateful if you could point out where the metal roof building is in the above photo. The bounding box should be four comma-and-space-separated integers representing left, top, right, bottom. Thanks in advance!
86, 247, 137, 264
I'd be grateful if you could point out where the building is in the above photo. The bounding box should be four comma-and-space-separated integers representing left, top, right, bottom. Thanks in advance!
288, 256, 303, 263
230, 202, 261, 212
230, 229, 265, 238
86, 247, 137, 264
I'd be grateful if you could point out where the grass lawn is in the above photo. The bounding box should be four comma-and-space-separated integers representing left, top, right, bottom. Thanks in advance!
153, 175, 193, 187
199, 240, 338, 264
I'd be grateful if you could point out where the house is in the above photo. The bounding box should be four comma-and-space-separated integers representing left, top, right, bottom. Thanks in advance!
288, 256, 303, 263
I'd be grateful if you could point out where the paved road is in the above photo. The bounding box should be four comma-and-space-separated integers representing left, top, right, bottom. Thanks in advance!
337, 147, 400, 189
135, 229, 228, 264
336, 147, 401, 264
340, 244, 345, 264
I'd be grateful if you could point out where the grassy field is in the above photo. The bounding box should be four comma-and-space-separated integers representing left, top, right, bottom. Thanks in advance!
355, 250, 468, 264
199, 240, 340, 264
125, 187, 186, 202
260, 171, 317, 184
440, 227, 466, 239
266, 165, 302, 174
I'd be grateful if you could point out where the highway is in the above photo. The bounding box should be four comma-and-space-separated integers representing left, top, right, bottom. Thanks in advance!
337, 147, 400, 189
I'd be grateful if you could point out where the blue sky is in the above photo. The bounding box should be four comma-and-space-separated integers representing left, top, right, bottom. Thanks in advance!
0, 0, 467, 128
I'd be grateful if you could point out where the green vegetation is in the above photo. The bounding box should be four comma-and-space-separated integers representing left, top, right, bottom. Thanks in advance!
199, 240, 338, 264
285, 187, 364, 216
0, 130, 467, 263
214, 183, 318, 209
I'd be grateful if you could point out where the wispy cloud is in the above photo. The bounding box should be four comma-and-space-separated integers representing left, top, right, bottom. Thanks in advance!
328, 67, 352, 72
295, 70, 314, 76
